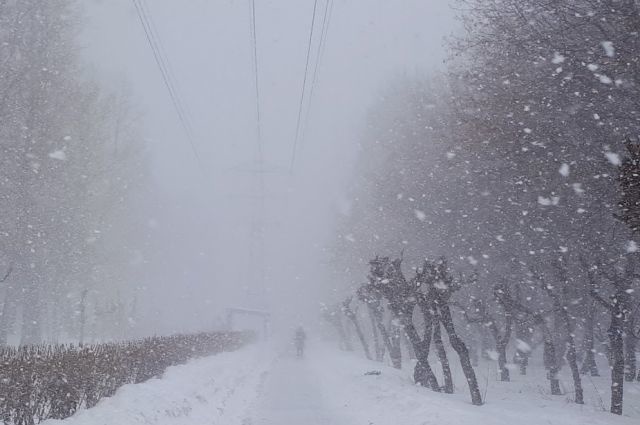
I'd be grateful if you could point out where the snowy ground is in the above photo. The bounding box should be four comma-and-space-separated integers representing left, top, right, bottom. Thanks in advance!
42, 345, 275, 425
310, 347, 640, 425
44, 341, 640, 425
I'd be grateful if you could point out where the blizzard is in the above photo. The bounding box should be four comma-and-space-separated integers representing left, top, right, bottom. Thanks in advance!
2, 0, 640, 424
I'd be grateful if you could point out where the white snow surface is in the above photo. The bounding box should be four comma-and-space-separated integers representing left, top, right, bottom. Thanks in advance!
44, 341, 640, 425
313, 348, 640, 425
42, 345, 274, 425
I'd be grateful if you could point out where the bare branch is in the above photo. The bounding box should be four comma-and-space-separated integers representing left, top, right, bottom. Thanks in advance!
0, 264, 12, 283
589, 290, 614, 312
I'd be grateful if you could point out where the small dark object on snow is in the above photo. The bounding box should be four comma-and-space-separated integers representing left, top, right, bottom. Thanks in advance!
294, 326, 306, 358
364, 370, 382, 376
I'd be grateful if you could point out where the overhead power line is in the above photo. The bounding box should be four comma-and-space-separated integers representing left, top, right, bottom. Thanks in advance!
301, 0, 333, 146
250, 0, 263, 163
140, 0, 197, 133
131, 0, 204, 169
289, 0, 320, 174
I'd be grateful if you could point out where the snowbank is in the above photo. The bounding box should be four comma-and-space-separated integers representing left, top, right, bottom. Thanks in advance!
42, 344, 272, 425
309, 345, 640, 425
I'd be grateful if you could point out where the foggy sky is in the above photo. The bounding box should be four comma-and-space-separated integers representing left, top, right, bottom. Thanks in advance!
80, 0, 455, 335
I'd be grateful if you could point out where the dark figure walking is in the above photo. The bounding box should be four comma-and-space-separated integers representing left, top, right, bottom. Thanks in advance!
294, 326, 306, 358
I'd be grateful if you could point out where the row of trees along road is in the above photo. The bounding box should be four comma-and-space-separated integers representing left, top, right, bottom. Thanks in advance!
0, 0, 148, 345
331, 0, 640, 415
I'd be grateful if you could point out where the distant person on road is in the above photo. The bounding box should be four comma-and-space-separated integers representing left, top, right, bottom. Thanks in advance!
294, 326, 306, 358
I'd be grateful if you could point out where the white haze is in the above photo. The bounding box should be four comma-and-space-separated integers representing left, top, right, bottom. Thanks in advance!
80, 0, 454, 336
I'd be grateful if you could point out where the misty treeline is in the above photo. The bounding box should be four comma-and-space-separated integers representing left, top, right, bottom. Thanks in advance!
0, 1, 148, 345
330, 0, 640, 415
0, 331, 254, 425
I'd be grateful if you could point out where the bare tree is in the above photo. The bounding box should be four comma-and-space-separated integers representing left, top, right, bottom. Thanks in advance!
369, 256, 440, 391
495, 285, 562, 396
357, 283, 401, 367
342, 297, 372, 360
418, 258, 482, 405
537, 260, 584, 404
590, 258, 638, 414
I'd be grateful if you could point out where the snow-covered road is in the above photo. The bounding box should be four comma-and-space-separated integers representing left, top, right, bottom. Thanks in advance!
43, 341, 640, 425
247, 353, 342, 425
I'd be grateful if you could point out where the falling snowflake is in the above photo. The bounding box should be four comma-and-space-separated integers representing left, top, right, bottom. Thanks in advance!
538, 196, 559, 206
551, 52, 565, 64
434, 281, 448, 290
595, 73, 612, 84
605, 152, 621, 166
414, 210, 426, 221
601, 41, 615, 57
48, 150, 67, 161
559, 163, 570, 177
516, 339, 532, 353
625, 240, 638, 253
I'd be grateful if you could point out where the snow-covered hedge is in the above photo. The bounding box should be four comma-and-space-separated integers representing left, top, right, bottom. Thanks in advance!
0, 331, 255, 425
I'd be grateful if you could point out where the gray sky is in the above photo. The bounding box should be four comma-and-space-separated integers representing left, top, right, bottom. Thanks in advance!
80, 0, 455, 334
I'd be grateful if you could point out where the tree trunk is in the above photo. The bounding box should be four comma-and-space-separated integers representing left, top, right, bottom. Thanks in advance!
438, 304, 483, 405
559, 311, 583, 404
389, 323, 403, 367
488, 315, 511, 382
497, 342, 510, 382
514, 319, 531, 375
543, 335, 562, 396
609, 312, 625, 415
403, 319, 440, 391
566, 337, 584, 404
346, 312, 372, 360
517, 351, 529, 375
468, 330, 479, 367
433, 320, 454, 393
552, 289, 584, 404
375, 315, 401, 368
580, 301, 599, 376
367, 307, 384, 361
480, 327, 492, 360
624, 326, 636, 382
418, 295, 452, 392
